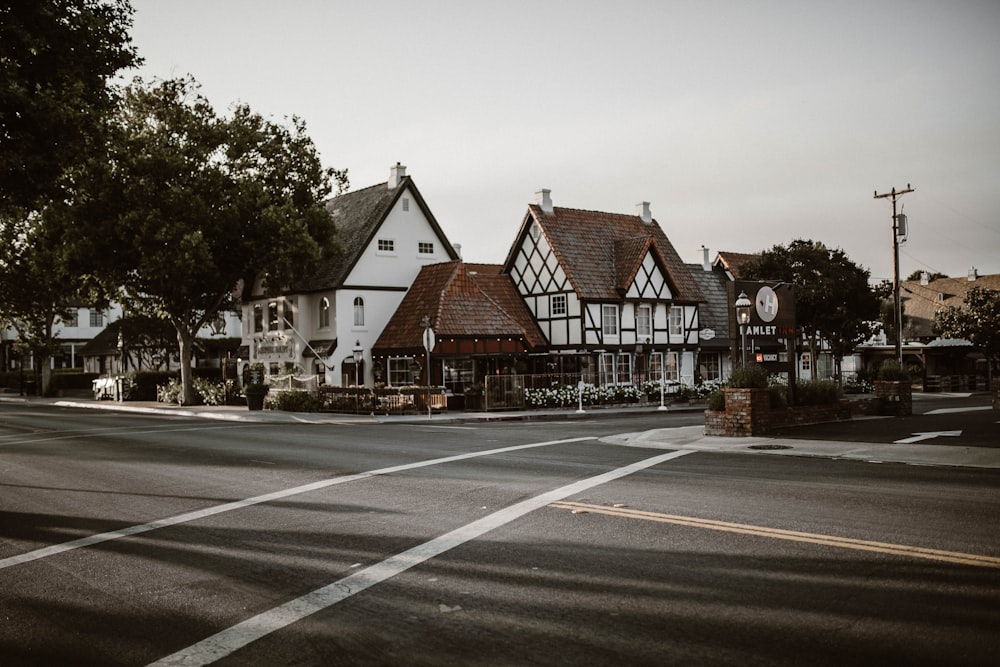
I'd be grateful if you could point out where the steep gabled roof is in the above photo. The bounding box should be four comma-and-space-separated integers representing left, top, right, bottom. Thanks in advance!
374, 261, 546, 353
713, 251, 757, 280
292, 175, 456, 292
505, 205, 704, 303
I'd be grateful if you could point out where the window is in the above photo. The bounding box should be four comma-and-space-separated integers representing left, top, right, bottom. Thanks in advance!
444, 359, 475, 395
268, 302, 279, 330
599, 352, 616, 385
284, 299, 295, 328
402, 197, 410, 212
418, 242, 434, 254
63, 309, 79, 327
378, 239, 395, 253
353, 296, 365, 327
698, 353, 721, 382
318, 298, 330, 328
551, 294, 567, 316
602, 305, 619, 337
665, 351, 679, 382
388, 357, 414, 386
254, 304, 263, 332
801, 353, 811, 372
89, 309, 104, 328
616, 354, 633, 384
669, 305, 683, 336
636, 304, 652, 338
649, 352, 663, 382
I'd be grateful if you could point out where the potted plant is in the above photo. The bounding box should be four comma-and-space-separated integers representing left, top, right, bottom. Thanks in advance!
245, 383, 268, 411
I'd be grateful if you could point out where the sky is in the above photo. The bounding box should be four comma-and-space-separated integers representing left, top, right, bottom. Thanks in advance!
126, 0, 1000, 283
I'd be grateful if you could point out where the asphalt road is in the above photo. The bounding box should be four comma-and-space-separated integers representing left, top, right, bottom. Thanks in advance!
772, 392, 999, 447
1, 403, 998, 666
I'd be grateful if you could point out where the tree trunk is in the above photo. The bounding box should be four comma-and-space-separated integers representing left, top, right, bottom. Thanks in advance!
39, 355, 52, 396
176, 326, 197, 406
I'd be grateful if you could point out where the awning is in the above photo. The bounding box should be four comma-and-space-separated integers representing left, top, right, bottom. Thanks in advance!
303, 339, 336, 358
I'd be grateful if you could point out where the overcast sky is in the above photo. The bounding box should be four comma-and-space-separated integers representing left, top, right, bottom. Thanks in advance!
127, 0, 999, 283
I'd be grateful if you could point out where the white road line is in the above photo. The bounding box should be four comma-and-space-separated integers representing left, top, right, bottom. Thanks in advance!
148, 449, 695, 666
0, 437, 597, 571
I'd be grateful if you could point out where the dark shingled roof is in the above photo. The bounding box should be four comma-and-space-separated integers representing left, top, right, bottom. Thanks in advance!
374, 261, 546, 354
507, 205, 704, 303
686, 264, 732, 349
292, 176, 456, 292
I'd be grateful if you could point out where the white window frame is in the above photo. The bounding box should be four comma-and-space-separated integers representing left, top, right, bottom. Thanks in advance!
669, 305, 683, 336
318, 297, 330, 329
377, 238, 396, 255
89, 309, 104, 328
616, 354, 633, 385
602, 305, 619, 338
353, 296, 365, 327
551, 294, 567, 317
388, 357, 414, 386
636, 304, 652, 339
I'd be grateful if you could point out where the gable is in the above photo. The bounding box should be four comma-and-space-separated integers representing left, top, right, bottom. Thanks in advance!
506, 205, 702, 304
625, 251, 674, 300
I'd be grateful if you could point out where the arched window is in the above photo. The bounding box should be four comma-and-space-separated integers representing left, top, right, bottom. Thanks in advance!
318, 297, 330, 328
353, 297, 365, 327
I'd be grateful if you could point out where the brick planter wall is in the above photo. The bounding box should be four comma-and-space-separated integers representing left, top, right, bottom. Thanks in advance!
874, 380, 913, 416
705, 395, 883, 437
704, 387, 770, 437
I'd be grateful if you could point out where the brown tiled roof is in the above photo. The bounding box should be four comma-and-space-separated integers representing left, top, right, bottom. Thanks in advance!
901, 273, 1000, 339
373, 261, 546, 353
713, 251, 758, 279
509, 206, 704, 303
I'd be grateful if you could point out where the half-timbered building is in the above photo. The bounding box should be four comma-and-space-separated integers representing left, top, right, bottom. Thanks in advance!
502, 190, 705, 386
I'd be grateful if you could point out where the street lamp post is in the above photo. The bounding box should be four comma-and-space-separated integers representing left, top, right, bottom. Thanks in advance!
352, 340, 363, 414
735, 291, 753, 367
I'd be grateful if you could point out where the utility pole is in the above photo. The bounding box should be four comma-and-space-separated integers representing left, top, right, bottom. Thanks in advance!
874, 184, 914, 365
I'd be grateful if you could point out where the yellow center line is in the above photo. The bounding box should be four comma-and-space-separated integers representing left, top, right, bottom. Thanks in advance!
550, 501, 1000, 569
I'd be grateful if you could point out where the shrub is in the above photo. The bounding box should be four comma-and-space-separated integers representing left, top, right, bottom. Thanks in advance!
193, 377, 226, 406
794, 379, 842, 406
728, 363, 770, 388
707, 390, 725, 411
269, 390, 324, 412
877, 361, 911, 382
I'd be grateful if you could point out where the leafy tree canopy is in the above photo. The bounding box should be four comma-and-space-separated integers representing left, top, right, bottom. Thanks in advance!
740, 239, 881, 378
906, 270, 949, 282
69, 76, 347, 403
934, 286, 1000, 375
0, 0, 139, 213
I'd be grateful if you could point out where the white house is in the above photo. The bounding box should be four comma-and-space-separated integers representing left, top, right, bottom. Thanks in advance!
240, 164, 458, 386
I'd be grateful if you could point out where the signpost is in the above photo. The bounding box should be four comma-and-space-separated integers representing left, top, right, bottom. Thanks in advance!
423, 325, 435, 419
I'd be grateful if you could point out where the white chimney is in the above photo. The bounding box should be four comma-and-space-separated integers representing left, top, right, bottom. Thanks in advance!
388, 162, 406, 189
968, 266, 978, 281
920, 271, 929, 285
636, 201, 652, 224
702, 245, 711, 272
536, 189, 553, 215
453, 243, 462, 259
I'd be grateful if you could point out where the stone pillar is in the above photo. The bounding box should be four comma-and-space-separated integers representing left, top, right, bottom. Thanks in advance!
874, 380, 912, 416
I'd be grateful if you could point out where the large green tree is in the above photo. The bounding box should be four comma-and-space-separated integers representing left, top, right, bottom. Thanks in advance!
934, 286, 1000, 378
741, 239, 881, 381
1, 0, 139, 213
0, 204, 107, 393
72, 77, 347, 404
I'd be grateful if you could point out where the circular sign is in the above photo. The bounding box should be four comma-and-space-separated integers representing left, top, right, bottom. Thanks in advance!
755, 286, 779, 323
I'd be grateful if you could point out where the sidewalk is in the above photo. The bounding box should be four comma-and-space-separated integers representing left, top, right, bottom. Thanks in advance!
3, 394, 998, 470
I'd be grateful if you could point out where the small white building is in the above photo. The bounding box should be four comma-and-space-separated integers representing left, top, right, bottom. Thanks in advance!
240, 164, 458, 386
